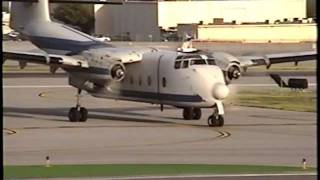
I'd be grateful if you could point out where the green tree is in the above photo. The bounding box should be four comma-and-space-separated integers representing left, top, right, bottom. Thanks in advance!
52, 4, 94, 34
2, 2, 10, 12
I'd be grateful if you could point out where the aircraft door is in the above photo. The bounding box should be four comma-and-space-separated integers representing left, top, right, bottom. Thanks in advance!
157, 53, 176, 103
157, 55, 164, 103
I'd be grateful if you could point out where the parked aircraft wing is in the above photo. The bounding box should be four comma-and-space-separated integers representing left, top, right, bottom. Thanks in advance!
237, 50, 317, 69
3, 50, 89, 71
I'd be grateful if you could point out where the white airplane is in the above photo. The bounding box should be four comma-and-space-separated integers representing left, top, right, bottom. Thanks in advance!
3, 0, 317, 127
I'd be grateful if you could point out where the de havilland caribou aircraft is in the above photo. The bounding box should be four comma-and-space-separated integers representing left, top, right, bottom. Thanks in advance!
3, 0, 317, 127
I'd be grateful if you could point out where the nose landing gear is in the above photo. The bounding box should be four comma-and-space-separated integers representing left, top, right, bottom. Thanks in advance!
68, 89, 88, 122
207, 101, 224, 127
208, 115, 224, 127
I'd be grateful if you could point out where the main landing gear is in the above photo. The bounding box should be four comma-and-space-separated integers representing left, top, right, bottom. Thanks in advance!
182, 102, 224, 127
207, 102, 224, 127
183, 107, 202, 120
68, 89, 88, 122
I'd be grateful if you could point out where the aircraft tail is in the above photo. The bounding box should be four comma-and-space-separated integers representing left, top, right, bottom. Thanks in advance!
6, 0, 120, 55
10, 0, 51, 32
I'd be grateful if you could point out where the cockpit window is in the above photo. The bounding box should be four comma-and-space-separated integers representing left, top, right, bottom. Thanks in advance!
175, 55, 201, 60
174, 61, 181, 69
207, 59, 216, 65
182, 61, 189, 68
174, 55, 216, 69
176, 55, 183, 60
190, 59, 206, 65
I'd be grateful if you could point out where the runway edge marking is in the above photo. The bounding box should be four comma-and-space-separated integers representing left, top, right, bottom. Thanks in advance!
101, 173, 317, 180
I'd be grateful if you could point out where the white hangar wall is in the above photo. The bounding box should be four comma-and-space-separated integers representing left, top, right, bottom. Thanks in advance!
158, 0, 306, 29
95, 0, 307, 41
197, 23, 317, 42
94, 2, 160, 41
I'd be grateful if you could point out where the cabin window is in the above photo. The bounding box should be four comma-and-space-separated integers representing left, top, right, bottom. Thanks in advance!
207, 59, 216, 65
190, 59, 206, 65
174, 61, 181, 69
162, 77, 166, 87
147, 76, 152, 86
130, 76, 134, 84
182, 61, 189, 68
138, 76, 142, 86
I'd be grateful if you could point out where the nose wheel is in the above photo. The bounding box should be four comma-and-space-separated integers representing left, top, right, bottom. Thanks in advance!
207, 102, 224, 127
208, 115, 224, 127
68, 89, 88, 122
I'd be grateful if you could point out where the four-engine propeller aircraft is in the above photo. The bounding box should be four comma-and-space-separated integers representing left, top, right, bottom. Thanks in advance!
3, 0, 317, 127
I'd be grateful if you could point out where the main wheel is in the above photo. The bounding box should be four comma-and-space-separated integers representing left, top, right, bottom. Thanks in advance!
193, 108, 202, 120
183, 107, 193, 120
68, 107, 80, 122
79, 107, 88, 122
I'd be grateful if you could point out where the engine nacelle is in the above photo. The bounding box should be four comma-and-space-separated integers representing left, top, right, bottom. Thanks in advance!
80, 50, 128, 84
211, 52, 242, 84
91, 61, 125, 83
68, 61, 126, 91
71, 60, 126, 86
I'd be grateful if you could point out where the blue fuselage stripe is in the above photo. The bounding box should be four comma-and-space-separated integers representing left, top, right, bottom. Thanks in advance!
28, 36, 112, 54
119, 90, 204, 102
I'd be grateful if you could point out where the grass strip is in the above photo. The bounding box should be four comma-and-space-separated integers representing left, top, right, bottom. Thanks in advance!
4, 164, 316, 179
227, 89, 316, 112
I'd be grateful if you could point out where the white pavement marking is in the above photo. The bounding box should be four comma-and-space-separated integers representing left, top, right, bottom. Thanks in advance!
97, 173, 318, 180
37, 173, 317, 180
229, 83, 317, 87
2, 83, 317, 89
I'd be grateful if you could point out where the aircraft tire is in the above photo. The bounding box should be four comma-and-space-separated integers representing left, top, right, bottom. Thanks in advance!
207, 115, 220, 127
217, 115, 224, 127
193, 108, 202, 120
68, 107, 80, 122
79, 107, 88, 122
207, 116, 212, 126
183, 108, 193, 120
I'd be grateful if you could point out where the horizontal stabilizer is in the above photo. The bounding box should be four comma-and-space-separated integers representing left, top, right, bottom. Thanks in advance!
269, 74, 288, 88
287, 78, 308, 89
269, 74, 309, 89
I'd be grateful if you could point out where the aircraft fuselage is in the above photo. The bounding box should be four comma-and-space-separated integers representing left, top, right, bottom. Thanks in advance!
66, 47, 227, 109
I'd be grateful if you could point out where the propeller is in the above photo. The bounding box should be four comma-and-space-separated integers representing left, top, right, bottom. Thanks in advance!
111, 63, 125, 81
227, 65, 241, 80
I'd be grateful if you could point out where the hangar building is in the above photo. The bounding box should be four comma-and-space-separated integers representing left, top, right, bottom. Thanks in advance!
94, 0, 309, 41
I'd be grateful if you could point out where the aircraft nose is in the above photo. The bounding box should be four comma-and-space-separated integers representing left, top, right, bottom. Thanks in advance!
212, 83, 229, 100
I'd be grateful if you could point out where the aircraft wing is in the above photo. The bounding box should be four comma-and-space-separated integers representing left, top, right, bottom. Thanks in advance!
237, 50, 317, 69
3, 50, 89, 72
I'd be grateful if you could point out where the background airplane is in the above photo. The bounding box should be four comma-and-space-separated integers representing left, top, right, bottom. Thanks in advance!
2, 0, 317, 127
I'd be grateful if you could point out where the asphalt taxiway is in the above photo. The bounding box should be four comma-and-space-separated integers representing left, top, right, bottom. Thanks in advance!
3, 75, 316, 167
3, 41, 317, 180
